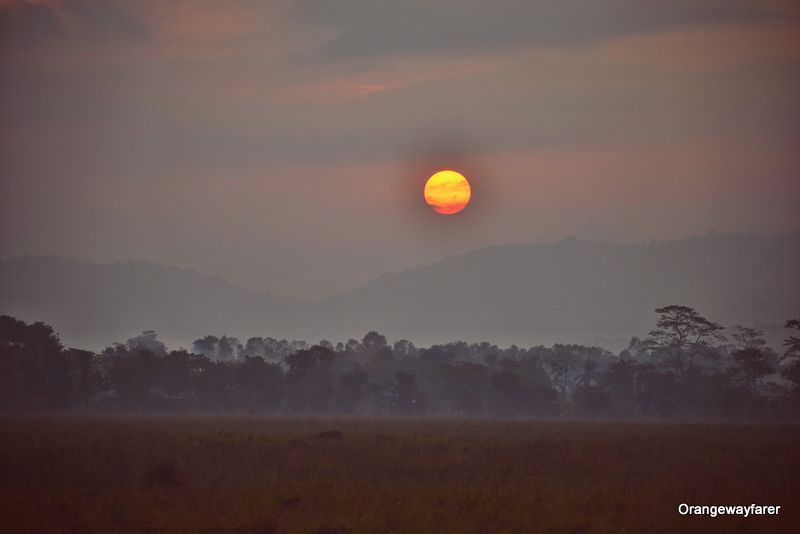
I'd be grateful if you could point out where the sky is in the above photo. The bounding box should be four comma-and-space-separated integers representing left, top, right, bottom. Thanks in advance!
1, 0, 799, 300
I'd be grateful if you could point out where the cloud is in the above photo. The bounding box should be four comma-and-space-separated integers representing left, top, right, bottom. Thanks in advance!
293, 0, 793, 61
0, 1, 62, 47
0, 0, 148, 45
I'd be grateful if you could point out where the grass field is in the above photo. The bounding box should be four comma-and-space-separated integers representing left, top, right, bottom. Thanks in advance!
0, 417, 798, 533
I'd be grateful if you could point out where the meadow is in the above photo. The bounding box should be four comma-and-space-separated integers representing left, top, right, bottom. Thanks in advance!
0, 417, 798, 533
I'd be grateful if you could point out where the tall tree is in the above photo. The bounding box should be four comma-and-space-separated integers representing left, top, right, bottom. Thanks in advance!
644, 305, 725, 376
127, 331, 167, 357
781, 319, 800, 410
0, 315, 67, 409
216, 336, 241, 362
192, 335, 219, 359
729, 326, 773, 397
544, 346, 581, 395
784, 319, 800, 358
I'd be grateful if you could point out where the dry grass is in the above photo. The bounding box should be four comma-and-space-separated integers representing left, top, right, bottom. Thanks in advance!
0, 416, 798, 533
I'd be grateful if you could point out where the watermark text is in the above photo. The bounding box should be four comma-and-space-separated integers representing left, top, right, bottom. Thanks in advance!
678, 504, 780, 518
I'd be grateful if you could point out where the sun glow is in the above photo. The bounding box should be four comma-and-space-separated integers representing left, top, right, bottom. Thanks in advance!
424, 170, 471, 215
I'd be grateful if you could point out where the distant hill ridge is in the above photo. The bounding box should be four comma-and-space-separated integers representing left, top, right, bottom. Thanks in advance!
1, 233, 798, 351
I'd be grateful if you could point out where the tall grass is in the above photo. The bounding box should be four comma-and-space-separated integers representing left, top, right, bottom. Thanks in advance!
0, 417, 797, 533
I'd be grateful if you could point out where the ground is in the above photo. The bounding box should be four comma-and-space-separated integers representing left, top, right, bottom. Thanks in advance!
0, 417, 797, 533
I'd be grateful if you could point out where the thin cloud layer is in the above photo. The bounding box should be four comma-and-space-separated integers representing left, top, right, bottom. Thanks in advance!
293, 0, 793, 59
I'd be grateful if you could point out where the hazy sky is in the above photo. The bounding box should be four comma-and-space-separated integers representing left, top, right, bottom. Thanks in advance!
1, 0, 799, 299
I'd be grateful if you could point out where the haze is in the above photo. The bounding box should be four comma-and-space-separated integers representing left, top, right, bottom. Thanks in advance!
1, 0, 799, 299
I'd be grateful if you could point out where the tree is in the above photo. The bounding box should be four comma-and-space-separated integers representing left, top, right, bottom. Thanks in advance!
362, 331, 388, 358
127, 331, 167, 357
575, 358, 599, 388
781, 319, 800, 411
490, 365, 558, 418
434, 362, 490, 416
728, 326, 773, 397
392, 339, 417, 358
235, 356, 283, 413
645, 305, 725, 377
108, 349, 159, 409
366, 346, 398, 383
624, 337, 649, 360
156, 350, 200, 400
634, 363, 679, 417
601, 357, 639, 417
0, 315, 62, 354
344, 338, 362, 355
784, 319, 800, 358
0, 315, 67, 409
243, 337, 267, 358
194, 358, 235, 411
544, 346, 581, 395
490, 369, 524, 416
284, 345, 336, 413
337, 369, 368, 413
192, 335, 219, 358
731, 326, 767, 351
573, 384, 611, 417
63, 349, 102, 409
391, 371, 420, 414
216, 336, 241, 362
3, 312, 799, 420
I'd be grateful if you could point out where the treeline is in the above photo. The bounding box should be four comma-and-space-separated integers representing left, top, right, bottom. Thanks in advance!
1, 306, 799, 420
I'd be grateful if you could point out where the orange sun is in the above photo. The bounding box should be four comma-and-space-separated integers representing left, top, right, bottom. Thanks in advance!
424, 170, 471, 215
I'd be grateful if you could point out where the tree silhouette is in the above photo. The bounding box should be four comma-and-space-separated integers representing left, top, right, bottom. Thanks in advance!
544, 346, 580, 395
192, 335, 219, 359
127, 331, 167, 357
645, 305, 725, 377
284, 346, 335, 413
391, 371, 419, 415
729, 326, 773, 397
0, 315, 66, 409
235, 356, 283, 413
781, 319, 800, 410
2, 313, 798, 420
337, 369, 368, 412
784, 319, 800, 358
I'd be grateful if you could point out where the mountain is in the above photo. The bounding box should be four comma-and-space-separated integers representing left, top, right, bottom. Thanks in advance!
1, 233, 798, 351
317, 233, 800, 350
0, 256, 308, 350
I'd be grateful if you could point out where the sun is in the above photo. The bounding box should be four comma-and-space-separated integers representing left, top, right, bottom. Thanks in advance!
424, 170, 471, 215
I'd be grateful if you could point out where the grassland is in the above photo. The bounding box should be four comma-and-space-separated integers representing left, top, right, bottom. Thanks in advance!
0, 417, 798, 533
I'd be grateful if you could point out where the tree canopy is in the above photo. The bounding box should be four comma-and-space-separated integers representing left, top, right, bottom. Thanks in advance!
1, 311, 797, 420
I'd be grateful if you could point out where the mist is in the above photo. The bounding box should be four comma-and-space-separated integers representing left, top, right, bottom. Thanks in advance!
3, 308, 799, 421
2, 2, 800, 531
